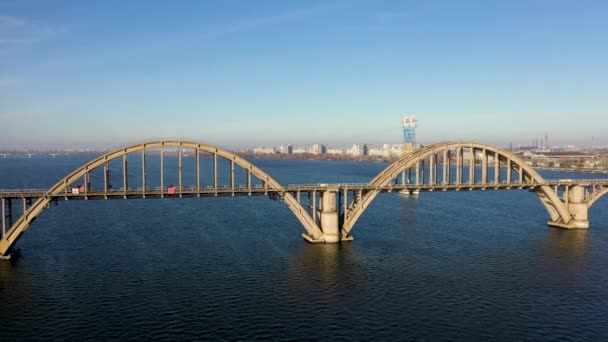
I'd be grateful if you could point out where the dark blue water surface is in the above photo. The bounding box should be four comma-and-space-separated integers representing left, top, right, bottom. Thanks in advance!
1, 154, 607, 341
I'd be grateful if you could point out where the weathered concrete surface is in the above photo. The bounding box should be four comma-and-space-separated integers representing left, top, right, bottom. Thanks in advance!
548, 185, 590, 229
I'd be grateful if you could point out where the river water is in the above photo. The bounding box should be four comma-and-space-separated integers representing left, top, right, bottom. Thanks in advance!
1, 154, 607, 341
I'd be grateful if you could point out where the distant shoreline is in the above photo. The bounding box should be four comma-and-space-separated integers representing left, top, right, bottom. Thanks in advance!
236, 152, 399, 163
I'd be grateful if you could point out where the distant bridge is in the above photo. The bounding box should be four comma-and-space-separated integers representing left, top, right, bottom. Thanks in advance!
1, 140, 607, 259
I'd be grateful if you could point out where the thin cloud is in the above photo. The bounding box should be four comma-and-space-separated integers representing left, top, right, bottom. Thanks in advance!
0, 76, 26, 87
0, 14, 65, 47
0, 14, 28, 27
375, 11, 413, 20
25, 2, 347, 68
372, 8, 427, 22
177, 2, 346, 43
0, 38, 34, 44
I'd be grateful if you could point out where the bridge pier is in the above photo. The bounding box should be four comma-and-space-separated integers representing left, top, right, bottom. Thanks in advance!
547, 185, 590, 229
302, 189, 353, 243
319, 190, 340, 243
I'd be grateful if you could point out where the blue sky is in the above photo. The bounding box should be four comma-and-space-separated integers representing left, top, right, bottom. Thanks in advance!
1, 0, 607, 149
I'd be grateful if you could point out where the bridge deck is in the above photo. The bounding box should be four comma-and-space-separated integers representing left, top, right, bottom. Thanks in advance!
1, 180, 606, 200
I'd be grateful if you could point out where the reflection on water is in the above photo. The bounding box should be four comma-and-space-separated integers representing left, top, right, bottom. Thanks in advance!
545, 228, 589, 258
398, 194, 419, 240
289, 244, 361, 298
542, 228, 590, 277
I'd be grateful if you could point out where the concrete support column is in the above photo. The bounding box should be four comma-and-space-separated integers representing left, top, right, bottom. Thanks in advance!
312, 191, 317, 225
481, 149, 488, 185
443, 149, 449, 185
142, 149, 146, 198
494, 152, 500, 185
433, 153, 438, 185
230, 159, 235, 196
319, 190, 340, 243
456, 147, 463, 185
421, 160, 425, 185
84, 171, 90, 191
506, 159, 512, 185
247, 170, 252, 195
429, 154, 435, 185
62, 180, 67, 199
469, 149, 475, 185
84, 171, 89, 199
213, 153, 218, 196
104, 162, 109, 199
6, 200, 11, 228
160, 146, 164, 198
566, 185, 589, 228
343, 188, 348, 219
1, 198, 5, 238
123, 154, 128, 199
178, 147, 183, 197
196, 149, 201, 196
518, 166, 523, 185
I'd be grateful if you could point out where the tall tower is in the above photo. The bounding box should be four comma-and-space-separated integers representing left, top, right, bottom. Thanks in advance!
402, 116, 417, 154
402, 116, 417, 145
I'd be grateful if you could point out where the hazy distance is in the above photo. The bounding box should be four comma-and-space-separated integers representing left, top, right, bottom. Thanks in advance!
1, 1, 607, 150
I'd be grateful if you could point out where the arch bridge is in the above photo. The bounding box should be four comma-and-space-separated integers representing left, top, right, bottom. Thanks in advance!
0, 140, 606, 259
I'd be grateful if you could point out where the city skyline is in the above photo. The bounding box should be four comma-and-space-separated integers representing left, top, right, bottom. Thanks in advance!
1, 1, 608, 150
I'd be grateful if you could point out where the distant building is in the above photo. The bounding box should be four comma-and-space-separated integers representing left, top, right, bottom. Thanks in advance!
524, 150, 598, 167
312, 144, 327, 155
368, 144, 403, 158
327, 148, 346, 155
348, 144, 368, 157
368, 147, 384, 157
281, 144, 293, 154
293, 147, 309, 154
253, 147, 278, 154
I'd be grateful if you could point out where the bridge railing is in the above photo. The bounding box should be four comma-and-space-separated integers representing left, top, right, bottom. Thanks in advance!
0, 185, 272, 195
545, 179, 608, 185
0, 189, 48, 193
1, 180, 606, 196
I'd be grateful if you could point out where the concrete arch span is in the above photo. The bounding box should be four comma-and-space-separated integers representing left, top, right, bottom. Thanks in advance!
0, 141, 324, 256
341, 142, 576, 238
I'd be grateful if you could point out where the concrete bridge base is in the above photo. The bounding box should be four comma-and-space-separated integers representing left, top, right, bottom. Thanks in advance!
547, 221, 589, 229
0, 248, 20, 260
302, 233, 354, 244
546, 185, 590, 229
302, 189, 354, 243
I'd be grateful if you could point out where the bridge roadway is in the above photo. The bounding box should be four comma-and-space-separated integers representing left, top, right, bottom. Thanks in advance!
1, 179, 607, 200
